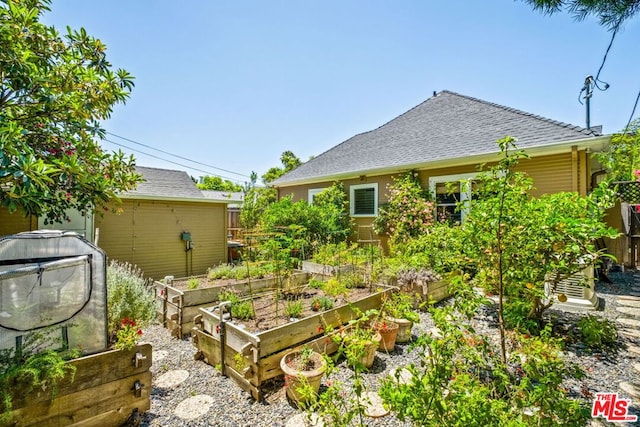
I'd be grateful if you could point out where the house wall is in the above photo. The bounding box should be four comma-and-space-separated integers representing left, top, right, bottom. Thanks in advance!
277, 151, 587, 231
0, 209, 36, 236
95, 199, 227, 279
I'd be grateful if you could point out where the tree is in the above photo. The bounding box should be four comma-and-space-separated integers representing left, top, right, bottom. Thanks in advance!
196, 175, 242, 192
0, 0, 142, 223
522, 0, 640, 29
261, 150, 301, 184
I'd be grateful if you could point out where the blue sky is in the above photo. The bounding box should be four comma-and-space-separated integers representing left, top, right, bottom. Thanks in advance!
42, 1, 640, 185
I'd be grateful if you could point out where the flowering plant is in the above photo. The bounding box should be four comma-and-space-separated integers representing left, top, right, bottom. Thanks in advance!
372, 171, 436, 244
114, 318, 143, 351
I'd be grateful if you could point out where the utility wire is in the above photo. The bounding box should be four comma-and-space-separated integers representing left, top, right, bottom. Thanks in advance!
593, 17, 622, 90
104, 138, 245, 184
106, 131, 251, 179
623, 88, 640, 134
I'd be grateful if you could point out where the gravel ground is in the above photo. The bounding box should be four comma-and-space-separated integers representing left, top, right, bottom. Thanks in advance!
138, 270, 640, 427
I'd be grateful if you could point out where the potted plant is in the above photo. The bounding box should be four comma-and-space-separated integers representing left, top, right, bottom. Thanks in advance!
280, 346, 327, 407
372, 319, 399, 352
382, 291, 419, 343
335, 323, 381, 370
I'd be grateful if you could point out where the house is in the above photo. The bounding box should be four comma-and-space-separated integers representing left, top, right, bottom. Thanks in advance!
0, 166, 231, 279
269, 90, 612, 246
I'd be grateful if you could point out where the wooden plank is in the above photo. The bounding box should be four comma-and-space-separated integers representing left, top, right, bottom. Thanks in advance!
6, 371, 151, 427
259, 330, 340, 382
10, 344, 152, 408
257, 287, 392, 357
71, 404, 147, 427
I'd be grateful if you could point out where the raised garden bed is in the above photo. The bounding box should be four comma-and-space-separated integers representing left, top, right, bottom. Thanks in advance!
384, 276, 452, 306
154, 271, 309, 338
300, 260, 355, 276
192, 284, 397, 400
1, 344, 152, 427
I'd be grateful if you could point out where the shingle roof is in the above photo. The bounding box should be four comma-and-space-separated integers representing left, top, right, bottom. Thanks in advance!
271, 90, 602, 186
124, 166, 205, 199
201, 190, 244, 207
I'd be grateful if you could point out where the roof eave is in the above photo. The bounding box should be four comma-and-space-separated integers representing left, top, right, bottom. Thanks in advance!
120, 194, 229, 204
271, 135, 611, 188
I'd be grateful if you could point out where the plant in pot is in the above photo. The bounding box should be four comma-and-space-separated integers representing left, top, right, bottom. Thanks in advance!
334, 317, 381, 370
372, 319, 399, 352
381, 291, 419, 343
280, 346, 327, 407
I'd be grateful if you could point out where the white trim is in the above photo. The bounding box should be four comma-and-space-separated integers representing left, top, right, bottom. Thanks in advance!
429, 172, 478, 222
308, 188, 325, 204
349, 183, 378, 217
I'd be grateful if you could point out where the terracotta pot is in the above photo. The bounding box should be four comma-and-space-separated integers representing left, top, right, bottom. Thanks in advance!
280, 349, 326, 406
373, 321, 399, 352
387, 317, 413, 343
342, 331, 381, 369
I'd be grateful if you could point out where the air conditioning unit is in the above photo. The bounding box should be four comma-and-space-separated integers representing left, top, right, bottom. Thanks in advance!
545, 265, 598, 311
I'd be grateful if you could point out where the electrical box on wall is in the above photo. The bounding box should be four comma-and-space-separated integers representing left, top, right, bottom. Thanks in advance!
181, 232, 191, 241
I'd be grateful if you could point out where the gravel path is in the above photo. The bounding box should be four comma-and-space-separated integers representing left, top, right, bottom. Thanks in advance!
139, 270, 640, 426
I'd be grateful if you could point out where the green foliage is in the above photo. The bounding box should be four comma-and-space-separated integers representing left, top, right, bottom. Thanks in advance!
462, 137, 618, 328
261, 150, 302, 184
0, 329, 78, 422
113, 317, 142, 351
322, 277, 347, 297
106, 260, 155, 344
284, 300, 304, 318
597, 130, 640, 182
577, 315, 618, 350
231, 301, 255, 320
207, 262, 270, 280
522, 0, 639, 30
382, 291, 420, 323
310, 296, 334, 311
0, 0, 142, 221
379, 287, 588, 426
258, 183, 353, 255
240, 186, 277, 230
391, 223, 467, 274
196, 175, 242, 192
312, 242, 379, 266
373, 171, 437, 245
186, 277, 200, 290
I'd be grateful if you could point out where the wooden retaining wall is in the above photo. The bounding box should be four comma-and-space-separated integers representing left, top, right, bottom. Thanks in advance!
155, 272, 310, 338
192, 285, 396, 400
1, 344, 152, 427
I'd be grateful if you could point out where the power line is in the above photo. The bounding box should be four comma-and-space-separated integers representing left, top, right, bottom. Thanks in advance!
104, 138, 245, 183
106, 131, 251, 179
623, 88, 640, 134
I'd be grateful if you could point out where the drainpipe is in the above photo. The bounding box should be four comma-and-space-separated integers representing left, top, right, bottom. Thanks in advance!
217, 301, 232, 377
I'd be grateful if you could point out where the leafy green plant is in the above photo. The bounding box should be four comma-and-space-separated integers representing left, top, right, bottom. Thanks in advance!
322, 278, 347, 297
308, 278, 325, 289
310, 296, 334, 311
186, 277, 200, 290
373, 171, 437, 245
107, 260, 156, 346
284, 300, 304, 318
0, 329, 79, 422
577, 315, 618, 350
114, 318, 143, 351
231, 301, 255, 320
597, 126, 640, 182
382, 291, 420, 323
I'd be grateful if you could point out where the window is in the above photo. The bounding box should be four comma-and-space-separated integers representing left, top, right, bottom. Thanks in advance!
429, 173, 477, 223
308, 188, 325, 204
350, 183, 378, 216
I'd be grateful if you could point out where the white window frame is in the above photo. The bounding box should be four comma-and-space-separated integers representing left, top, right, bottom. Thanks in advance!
429, 172, 478, 222
308, 188, 325, 204
349, 183, 378, 217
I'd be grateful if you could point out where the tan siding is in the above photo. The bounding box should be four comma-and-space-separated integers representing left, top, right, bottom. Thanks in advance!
96, 200, 226, 280
0, 209, 35, 236
515, 153, 573, 197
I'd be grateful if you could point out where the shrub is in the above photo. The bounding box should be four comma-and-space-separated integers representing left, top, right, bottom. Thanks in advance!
577, 315, 618, 350
231, 301, 255, 320
107, 260, 156, 343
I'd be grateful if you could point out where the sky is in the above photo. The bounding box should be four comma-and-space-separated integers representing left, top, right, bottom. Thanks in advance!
41, 0, 640, 186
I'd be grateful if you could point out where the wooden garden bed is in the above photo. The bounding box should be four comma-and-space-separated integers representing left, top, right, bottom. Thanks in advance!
154, 271, 309, 338
300, 260, 355, 276
191, 284, 396, 400
1, 344, 152, 427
